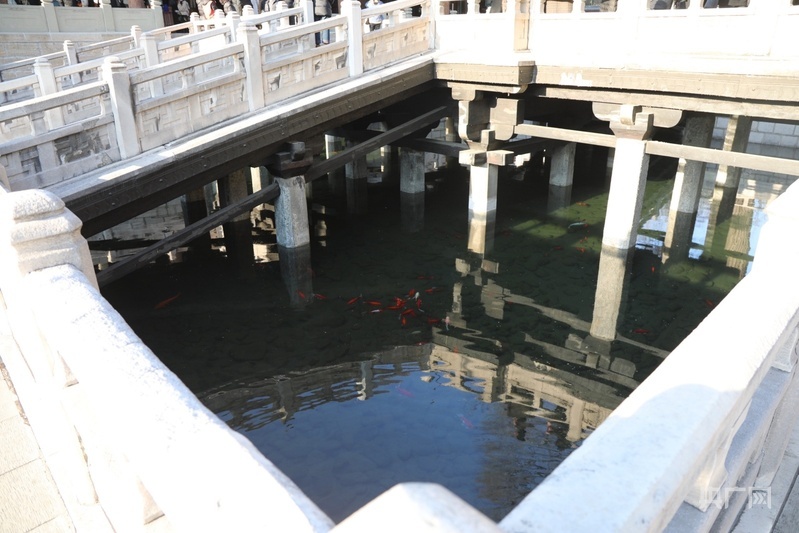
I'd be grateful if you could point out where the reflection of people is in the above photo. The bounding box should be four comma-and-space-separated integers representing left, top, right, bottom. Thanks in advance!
365, 0, 384, 32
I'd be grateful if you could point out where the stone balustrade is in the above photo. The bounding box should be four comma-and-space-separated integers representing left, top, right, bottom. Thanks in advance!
0, 0, 164, 34
0, 0, 430, 193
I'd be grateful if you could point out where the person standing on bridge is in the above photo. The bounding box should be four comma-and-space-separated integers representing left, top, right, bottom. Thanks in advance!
314, 0, 332, 46
365, 0, 385, 31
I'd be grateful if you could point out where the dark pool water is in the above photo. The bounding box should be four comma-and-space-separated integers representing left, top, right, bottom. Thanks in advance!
101, 156, 771, 522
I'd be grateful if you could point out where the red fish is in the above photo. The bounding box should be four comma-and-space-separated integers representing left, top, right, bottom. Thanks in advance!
385, 304, 403, 310
577, 202, 590, 207
424, 287, 442, 294
577, 247, 586, 253
347, 296, 360, 305
633, 328, 650, 335
314, 293, 327, 300
366, 300, 382, 307
401, 316, 407, 327
394, 297, 406, 306
427, 318, 441, 325
396, 385, 413, 397
416, 298, 423, 309
704, 299, 715, 308
154, 293, 180, 310
297, 290, 306, 300
458, 414, 474, 429
401, 308, 416, 317
408, 289, 416, 297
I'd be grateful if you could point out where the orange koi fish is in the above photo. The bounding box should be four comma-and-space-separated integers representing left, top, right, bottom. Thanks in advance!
633, 328, 651, 335
424, 287, 443, 294
704, 299, 715, 308
394, 297, 406, 306
154, 293, 181, 310
314, 293, 327, 300
416, 298, 423, 309
401, 316, 407, 327
577, 202, 590, 207
407, 289, 416, 297
366, 300, 382, 307
401, 308, 416, 317
347, 296, 361, 305
297, 290, 307, 300
385, 304, 403, 311
427, 318, 441, 325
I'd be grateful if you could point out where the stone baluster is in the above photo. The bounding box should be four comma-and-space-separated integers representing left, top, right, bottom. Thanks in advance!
102, 57, 141, 159
100, 0, 115, 31
131, 25, 142, 48
63, 40, 83, 88
302, 0, 313, 25
226, 11, 240, 42
33, 57, 65, 130
276, 1, 290, 30
238, 21, 265, 110
346, 0, 364, 76
141, 33, 165, 98
466, 0, 479, 15
42, 0, 59, 32
242, 4, 254, 18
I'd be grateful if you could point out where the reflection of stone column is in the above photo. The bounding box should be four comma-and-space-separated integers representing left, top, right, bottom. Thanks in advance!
566, 398, 585, 442
590, 106, 653, 341
724, 202, 754, 279
357, 360, 374, 401
548, 142, 575, 212
400, 148, 425, 233
219, 168, 254, 270
706, 116, 752, 255
663, 113, 714, 263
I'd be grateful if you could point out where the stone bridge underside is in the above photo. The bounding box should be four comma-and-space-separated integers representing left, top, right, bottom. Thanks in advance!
54, 57, 799, 238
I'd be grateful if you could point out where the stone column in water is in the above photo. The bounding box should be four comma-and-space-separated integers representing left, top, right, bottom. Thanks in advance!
324, 134, 345, 195
345, 140, 368, 214
663, 113, 714, 263
268, 142, 313, 304
590, 106, 654, 341
548, 142, 576, 212
400, 148, 425, 232
461, 150, 498, 256
182, 186, 213, 255
218, 168, 255, 271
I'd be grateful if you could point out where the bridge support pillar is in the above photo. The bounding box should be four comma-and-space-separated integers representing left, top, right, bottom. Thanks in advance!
663, 113, 714, 263
182, 186, 213, 255
345, 141, 368, 214
219, 168, 254, 271
548, 142, 576, 212
461, 150, 498, 256
400, 148, 425, 233
591, 106, 653, 341
325, 134, 345, 195
275, 176, 312, 305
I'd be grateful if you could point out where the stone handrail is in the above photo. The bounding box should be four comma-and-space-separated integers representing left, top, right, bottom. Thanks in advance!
0, 1, 164, 34
0, 169, 335, 531
500, 179, 799, 531
0, 0, 431, 193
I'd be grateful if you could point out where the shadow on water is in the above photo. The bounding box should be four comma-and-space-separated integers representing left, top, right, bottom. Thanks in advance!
101, 154, 777, 522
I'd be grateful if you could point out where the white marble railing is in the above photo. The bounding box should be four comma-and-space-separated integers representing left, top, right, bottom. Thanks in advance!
0, 0, 430, 192
0, 0, 164, 34
0, 167, 335, 532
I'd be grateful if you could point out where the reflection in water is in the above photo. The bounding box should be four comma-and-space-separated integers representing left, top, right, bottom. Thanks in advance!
102, 154, 793, 524
204, 344, 607, 522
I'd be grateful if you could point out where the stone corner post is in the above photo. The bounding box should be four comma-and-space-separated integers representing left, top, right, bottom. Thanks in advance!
42, 0, 60, 32
346, 0, 364, 77
238, 21, 266, 110
102, 57, 141, 160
